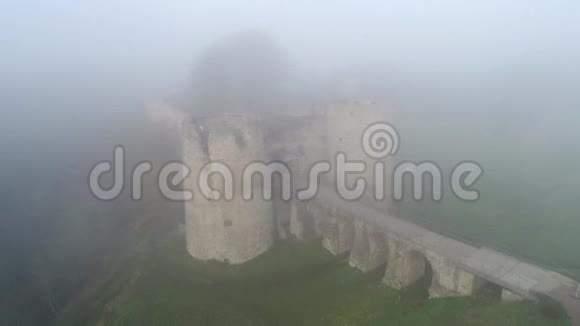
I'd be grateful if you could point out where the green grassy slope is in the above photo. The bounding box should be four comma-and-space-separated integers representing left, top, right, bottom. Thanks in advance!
58, 237, 569, 326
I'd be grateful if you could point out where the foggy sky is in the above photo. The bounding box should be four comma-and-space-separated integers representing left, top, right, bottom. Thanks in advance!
1, 0, 580, 158
2, 0, 579, 95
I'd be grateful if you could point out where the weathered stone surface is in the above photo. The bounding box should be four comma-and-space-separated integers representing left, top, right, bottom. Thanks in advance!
288, 200, 319, 240
426, 252, 486, 298
321, 216, 354, 256
324, 100, 396, 212
383, 238, 426, 289
349, 220, 388, 272
262, 111, 328, 241
272, 178, 291, 240
183, 114, 275, 264
262, 112, 328, 187
303, 201, 327, 239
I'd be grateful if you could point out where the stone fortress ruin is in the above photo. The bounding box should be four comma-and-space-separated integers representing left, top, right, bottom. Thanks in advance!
152, 99, 579, 324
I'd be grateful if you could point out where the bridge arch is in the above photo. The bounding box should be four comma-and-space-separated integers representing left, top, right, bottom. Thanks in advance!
349, 220, 389, 272
383, 238, 429, 290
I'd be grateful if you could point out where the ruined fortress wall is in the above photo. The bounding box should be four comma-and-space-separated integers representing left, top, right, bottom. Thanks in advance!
182, 114, 274, 264
260, 100, 400, 241
263, 112, 328, 240
324, 100, 397, 213
286, 115, 328, 239
178, 99, 399, 263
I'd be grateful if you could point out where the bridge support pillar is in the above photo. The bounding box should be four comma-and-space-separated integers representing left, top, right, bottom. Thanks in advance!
383, 239, 426, 289
289, 201, 319, 240
274, 201, 290, 240
321, 216, 354, 256
427, 254, 486, 298
349, 220, 388, 272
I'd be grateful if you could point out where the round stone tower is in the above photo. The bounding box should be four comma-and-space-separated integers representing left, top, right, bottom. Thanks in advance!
181, 113, 275, 264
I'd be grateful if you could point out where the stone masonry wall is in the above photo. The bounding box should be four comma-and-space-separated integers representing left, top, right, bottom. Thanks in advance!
324, 99, 397, 214
182, 114, 275, 264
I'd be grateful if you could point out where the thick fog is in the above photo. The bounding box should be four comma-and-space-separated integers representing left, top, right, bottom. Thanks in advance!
2, 0, 579, 176
3, 1, 580, 98
1, 1, 580, 323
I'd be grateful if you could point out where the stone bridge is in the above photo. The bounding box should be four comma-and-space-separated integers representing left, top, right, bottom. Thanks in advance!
271, 101, 579, 324
289, 187, 579, 324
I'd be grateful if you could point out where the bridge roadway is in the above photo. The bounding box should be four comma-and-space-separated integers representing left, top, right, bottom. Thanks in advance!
315, 187, 580, 325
